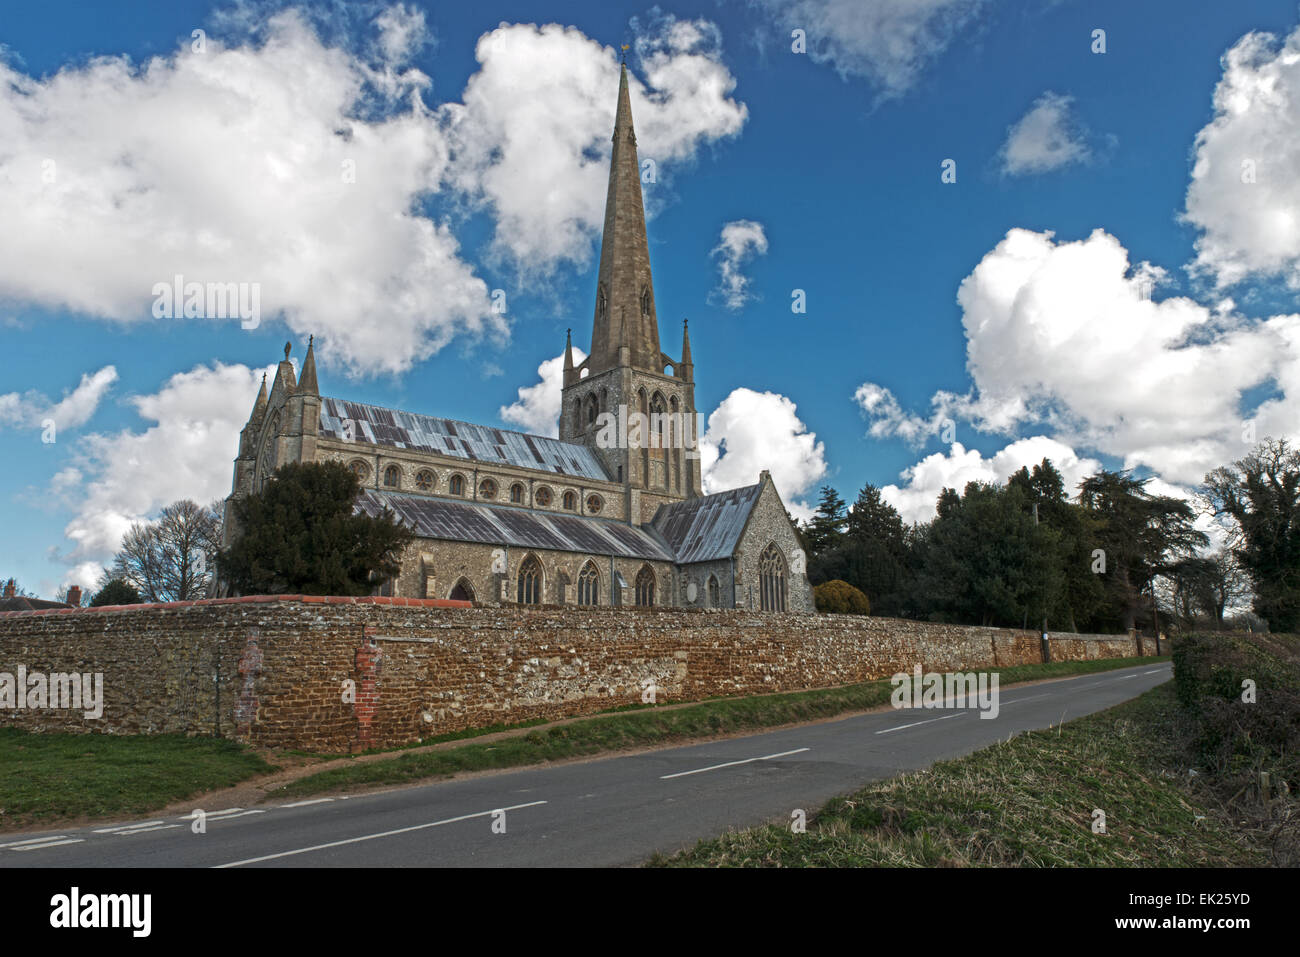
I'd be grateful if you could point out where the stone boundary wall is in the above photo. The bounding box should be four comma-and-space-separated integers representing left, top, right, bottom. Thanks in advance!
0, 596, 1141, 753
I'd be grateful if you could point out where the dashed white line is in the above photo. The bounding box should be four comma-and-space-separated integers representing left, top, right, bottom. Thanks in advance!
279, 798, 335, 809
93, 821, 167, 834
1143, 669, 1164, 675
0, 835, 70, 849
875, 712, 965, 735
214, 800, 549, 868
11, 839, 84, 851
660, 747, 810, 779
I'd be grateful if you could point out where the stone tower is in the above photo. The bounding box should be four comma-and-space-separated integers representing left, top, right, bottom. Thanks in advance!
560, 63, 702, 525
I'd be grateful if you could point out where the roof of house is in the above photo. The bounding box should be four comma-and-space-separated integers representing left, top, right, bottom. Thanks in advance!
650, 482, 762, 564
0, 596, 72, 612
356, 488, 674, 562
319, 397, 611, 483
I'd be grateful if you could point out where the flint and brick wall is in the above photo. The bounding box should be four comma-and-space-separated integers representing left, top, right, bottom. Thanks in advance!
0, 596, 1142, 754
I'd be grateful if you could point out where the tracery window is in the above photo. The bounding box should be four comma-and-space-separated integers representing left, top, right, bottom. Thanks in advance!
635, 565, 655, 607
586, 495, 602, 514
383, 465, 400, 488
535, 486, 553, 507
759, 543, 788, 612
479, 478, 497, 500
577, 562, 600, 606
517, 555, 543, 605
415, 469, 435, 491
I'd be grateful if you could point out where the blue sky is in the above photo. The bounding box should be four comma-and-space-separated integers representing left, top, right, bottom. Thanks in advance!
3, 0, 1300, 597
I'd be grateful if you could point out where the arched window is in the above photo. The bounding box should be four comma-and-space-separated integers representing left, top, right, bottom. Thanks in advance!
586, 494, 602, 514
449, 578, 475, 602
415, 469, 435, 491
708, 574, 721, 608
383, 465, 400, 488
517, 555, 543, 605
510, 483, 524, 504
449, 474, 465, 496
640, 285, 651, 317
535, 486, 553, 507
577, 562, 600, 606
562, 490, 577, 510
635, 566, 655, 607
478, 478, 497, 500
586, 394, 598, 424
759, 543, 788, 612
556, 571, 570, 604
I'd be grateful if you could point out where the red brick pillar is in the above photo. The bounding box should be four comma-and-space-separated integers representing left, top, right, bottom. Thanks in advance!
234, 628, 263, 739
354, 627, 383, 752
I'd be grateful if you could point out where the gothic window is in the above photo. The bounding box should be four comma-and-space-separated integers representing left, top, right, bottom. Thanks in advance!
449, 474, 465, 496
349, 460, 369, 482
708, 574, 721, 608
383, 465, 400, 488
535, 486, 553, 507
759, 543, 788, 612
415, 469, 435, 491
635, 566, 655, 607
562, 490, 577, 510
640, 285, 651, 317
586, 494, 603, 514
478, 478, 497, 500
510, 483, 524, 504
597, 283, 608, 322
517, 555, 543, 605
577, 562, 600, 606
573, 399, 582, 432
586, 394, 598, 424
449, 578, 475, 602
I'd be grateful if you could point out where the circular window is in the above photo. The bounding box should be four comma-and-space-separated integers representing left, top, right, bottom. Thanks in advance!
415, 469, 434, 491
348, 460, 369, 482
586, 495, 602, 514
535, 486, 552, 507
479, 478, 497, 500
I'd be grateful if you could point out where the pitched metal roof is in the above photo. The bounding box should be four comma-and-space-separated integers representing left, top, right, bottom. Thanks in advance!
356, 489, 674, 561
319, 397, 611, 482
650, 483, 761, 564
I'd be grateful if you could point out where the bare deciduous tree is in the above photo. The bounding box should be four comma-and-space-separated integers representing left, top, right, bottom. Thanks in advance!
109, 500, 223, 602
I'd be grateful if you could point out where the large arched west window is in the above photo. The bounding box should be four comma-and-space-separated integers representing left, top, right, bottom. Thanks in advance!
517, 555, 543, 605
577, 561, 600, 606
634, 565, 655, 607
759, 543, 788, 612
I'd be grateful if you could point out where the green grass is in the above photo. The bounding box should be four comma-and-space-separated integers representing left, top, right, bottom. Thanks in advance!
0, 729, 276, 829
650, 682, 1262, 867
276, 654, 1168, 799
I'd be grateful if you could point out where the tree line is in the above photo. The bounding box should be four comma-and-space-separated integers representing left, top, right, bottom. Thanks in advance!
801, 438, 1300, 635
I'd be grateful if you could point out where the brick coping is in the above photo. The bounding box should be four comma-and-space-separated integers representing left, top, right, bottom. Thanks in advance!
0, 594, 475, 618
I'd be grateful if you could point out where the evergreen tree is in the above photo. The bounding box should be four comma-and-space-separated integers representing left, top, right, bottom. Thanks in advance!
219, 462, 413, 596
803, 486, 848, 585
90, 578, 141, 606
842, 483, 910, 617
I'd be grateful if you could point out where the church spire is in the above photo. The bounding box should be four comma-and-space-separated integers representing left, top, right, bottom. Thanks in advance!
680, 319, 693, 382
588, 63, 660, 376
299, 335, 319, 396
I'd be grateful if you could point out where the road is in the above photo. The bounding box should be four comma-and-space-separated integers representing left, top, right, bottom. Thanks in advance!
1, 662, 1170, 867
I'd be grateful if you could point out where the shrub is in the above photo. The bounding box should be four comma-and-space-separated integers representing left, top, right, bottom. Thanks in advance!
814, 580, 870, 615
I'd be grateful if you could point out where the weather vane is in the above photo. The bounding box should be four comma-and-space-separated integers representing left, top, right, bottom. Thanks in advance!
621, 43, 629, 63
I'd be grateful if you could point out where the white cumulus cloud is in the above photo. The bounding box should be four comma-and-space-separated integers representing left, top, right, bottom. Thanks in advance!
499, 346, 587, 437
755, 0, 986, 98
0, 366, 118, 432
999, 92, 1091, 176
700, 387, 826, 519
1184, 24, 1300, 288
709, 219, 768, 311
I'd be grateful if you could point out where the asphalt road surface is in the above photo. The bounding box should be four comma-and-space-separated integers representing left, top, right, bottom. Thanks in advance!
1, 662, 1170, 867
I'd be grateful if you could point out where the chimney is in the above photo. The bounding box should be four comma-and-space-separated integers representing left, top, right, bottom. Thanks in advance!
67, 585, 82, 607
2, 578, 14, 599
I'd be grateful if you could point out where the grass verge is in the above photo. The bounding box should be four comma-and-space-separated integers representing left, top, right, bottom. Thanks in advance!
650, 682, 1262, 867
276, 654, 1167, 799
0, 729, 276, 830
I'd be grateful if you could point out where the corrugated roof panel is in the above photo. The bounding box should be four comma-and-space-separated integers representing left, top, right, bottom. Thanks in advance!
356, 489, 673, 561
651, 483, 762, 564
319, 397, 611, 482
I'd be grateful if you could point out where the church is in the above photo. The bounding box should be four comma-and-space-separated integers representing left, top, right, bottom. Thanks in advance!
223, 65, 813, 614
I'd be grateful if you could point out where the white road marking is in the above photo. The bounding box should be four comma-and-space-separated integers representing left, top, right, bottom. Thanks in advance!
116, 824, 183, 835
660, 747, 811, 779
94, 820, 166, 834
1144, 669, 1164, 675
279, 798, 335, 809
11, 839, 84, 851
214, 800, 549, 868
995, 693, 1053, 708
875, 712, 965, 735
1114, 674, 1139, 680
0, 835, 70, 848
